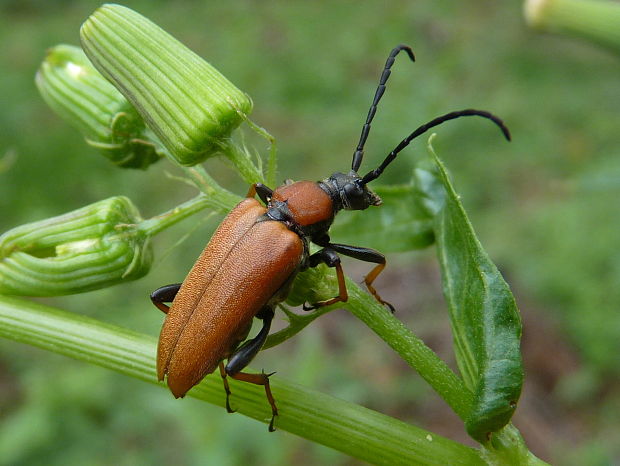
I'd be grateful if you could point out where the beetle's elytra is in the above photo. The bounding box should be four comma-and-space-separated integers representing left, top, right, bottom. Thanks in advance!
151, 44, 510, 431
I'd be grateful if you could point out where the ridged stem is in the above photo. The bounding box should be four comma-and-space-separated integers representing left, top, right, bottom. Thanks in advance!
0, 296, 484, 466
343, 279, 474, 420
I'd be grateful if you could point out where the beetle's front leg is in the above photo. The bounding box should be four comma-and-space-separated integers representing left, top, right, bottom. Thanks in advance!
303, 248, 348, 311
221, 307, 278, 431
328, 243, 394, 312
150, 283, 182, 314
246, 183, 273, 205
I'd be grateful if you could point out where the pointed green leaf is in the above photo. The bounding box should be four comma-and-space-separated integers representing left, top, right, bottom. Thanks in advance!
428, 137, 523, 442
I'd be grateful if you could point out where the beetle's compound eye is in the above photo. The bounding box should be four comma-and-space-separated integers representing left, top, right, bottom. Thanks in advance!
324, 171, 382, 211
343, 180, 379, 210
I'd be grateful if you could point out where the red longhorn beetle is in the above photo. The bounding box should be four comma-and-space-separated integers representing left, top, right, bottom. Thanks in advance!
151, 45, 510, 431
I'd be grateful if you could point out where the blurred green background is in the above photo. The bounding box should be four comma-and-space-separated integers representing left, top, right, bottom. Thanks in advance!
1, 1, 619, 464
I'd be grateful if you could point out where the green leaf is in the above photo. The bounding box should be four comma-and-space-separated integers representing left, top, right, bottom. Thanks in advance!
330, 167, 440, 252
428, 137, 523, 442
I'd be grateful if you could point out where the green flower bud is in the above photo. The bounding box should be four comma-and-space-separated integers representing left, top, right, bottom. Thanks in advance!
80, 4, 253, 167
0, 197, 152, 296
36, 44, 162, 169
525, 0, 620, 55
286, 265, 336, 307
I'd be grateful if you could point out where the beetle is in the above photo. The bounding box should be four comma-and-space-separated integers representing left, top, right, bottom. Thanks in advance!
150, 44, 510, 431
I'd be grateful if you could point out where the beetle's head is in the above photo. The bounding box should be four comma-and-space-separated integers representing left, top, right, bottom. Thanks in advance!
322, 171, 382, 212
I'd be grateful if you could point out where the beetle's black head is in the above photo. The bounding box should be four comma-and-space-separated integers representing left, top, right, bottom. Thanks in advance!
320, 171, 382, 212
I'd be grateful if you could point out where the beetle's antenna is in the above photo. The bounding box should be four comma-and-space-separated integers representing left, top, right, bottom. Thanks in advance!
361, 109, 511, 184
351, 44, 415, 173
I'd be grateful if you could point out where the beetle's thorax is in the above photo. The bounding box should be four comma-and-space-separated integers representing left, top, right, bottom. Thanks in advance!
262, 173, 382, 240
266, 180, 335, 239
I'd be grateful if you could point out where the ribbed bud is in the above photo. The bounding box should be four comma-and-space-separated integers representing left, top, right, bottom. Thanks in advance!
286, 266, 336, 307
0, 197, 152, 296
525, 0, 620, 55
80, 4, 253, 166
36, 44, 161, 169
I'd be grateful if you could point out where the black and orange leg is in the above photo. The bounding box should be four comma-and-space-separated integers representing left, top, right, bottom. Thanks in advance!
246, 183, 273, 205
303, 248, 348, 311
229, 370, 278, 432
327, 243, 394, 312
218, 362, 235, 413
221, 308, 278, 431
150, 283, 181, 314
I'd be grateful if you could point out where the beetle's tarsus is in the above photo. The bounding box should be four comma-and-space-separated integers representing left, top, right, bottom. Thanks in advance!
302, 302, 317, 311
228, 370, 278, 432
225, 397, 236, 413
219, 362, 237, 413
364, 280, 395, 313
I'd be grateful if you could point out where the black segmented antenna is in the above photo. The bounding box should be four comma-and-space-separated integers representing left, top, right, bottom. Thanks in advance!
362, 109, 511, 184
351, 44, 415, 173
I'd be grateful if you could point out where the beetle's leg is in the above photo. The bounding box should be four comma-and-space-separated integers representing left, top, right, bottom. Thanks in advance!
326, 243, 395, 312
246, 183, 273, 205
224, 307, 278, 431
150, 283, 181, 314
303, 248, 348, 311
230, 370, 278, 432
218, 362, 235, 413
226, 307, 274, 374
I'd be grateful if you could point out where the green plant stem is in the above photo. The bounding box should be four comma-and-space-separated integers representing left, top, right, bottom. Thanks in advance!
218, 139, 264, 185
0, 295, 484, 465
244, 118, 278, 187
263, 305, 332, 350
135, 165, 242, 238
137, 194, 212, 237
180, 165, 241, 210
481, 424, 549, 465
343, 278, 474, 421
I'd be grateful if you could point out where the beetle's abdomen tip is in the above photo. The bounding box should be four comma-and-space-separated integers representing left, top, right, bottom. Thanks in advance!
167, 377, 192, 399
170, 385, 188, 399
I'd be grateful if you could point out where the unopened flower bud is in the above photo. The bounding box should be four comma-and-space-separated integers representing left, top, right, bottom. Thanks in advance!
286, 266, 335, 307
36, 44, 161, 169
525, 0, 620, 55
80, 4, 253, 166
0, 196, 152, 296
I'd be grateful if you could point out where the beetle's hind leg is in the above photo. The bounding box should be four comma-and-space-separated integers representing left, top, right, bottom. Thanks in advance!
218, 362, 235, 413
229, 370, 278, 432
221, 308, 279, 431
150, 283, 181, 313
